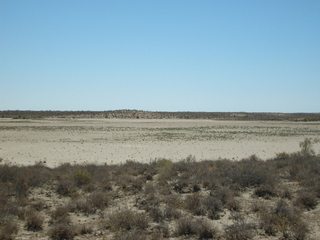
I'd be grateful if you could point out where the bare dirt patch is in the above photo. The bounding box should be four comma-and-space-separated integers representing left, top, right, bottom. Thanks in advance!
1, 118, 319, 167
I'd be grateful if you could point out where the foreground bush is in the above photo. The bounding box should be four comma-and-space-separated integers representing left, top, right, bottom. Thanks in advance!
0, 220, 18, 240
259, 199, 309, 239
25, 210, 44, 232
48, 223, 75, 240
107, 209, 149, 231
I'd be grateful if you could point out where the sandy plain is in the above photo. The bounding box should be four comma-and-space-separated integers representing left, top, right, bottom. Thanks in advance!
1, 118, 319, 167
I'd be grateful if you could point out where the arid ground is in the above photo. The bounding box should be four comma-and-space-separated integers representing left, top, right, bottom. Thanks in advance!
1, 116, 320, 240
1, 118, 319, 167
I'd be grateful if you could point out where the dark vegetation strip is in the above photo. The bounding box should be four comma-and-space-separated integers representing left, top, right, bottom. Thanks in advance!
1, 110, 320, 121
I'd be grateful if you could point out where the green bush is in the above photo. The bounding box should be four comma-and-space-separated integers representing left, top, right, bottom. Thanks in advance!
156, 159, 173, 181
74, 168, 91, 186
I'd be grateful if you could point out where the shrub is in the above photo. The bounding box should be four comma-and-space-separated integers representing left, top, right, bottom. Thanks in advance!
259, 199, 309, 239
31, 199, 46, 211
89, 191, 109, 210
202, 195, 223, 220
224, 220, 255, 240
144, 182, 158, 197
173, 174, 191, 193
107, 209, 149, 231
212, 187, 231, 204
121, 160, 149, 176
70, 197, 96, 215
173, 155, 196, 173
51, 205, 71, 221
174, 217, 197, 236
294, 190, 318, 210
156, 159, 173, 181
25, 163, 52, 187
0, 184, 19, 219
163, 194, 182, 207
194, 218, 218, 239
253, 184, 278, 198
226, 198, 241, 211
78, 224, 93, 235
299, 138, 315, 156
49, 223, 75, 240
279, 186, 293, 199
25, 211, 44, 232
276, 152, 290, 160
56, 179, 76, 197
226, 159, 277, 190
0, 220, 18, 240
163, 204, 182, 220
130, 176, 145, 193
14, 177, 29, 198
145, 206, 165, 223
152, 224, 170, 239
184, 193, 204, 215
74, 168, 91, 186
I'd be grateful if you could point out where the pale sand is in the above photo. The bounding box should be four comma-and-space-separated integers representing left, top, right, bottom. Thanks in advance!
1, 118, 319, 168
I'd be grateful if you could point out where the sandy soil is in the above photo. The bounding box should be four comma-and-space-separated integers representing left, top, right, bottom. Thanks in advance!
1, 118, 320, 167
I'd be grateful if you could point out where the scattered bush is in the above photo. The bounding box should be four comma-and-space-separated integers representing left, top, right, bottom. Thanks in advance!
276, 152, 290, 160
184, 193, 204, 215
89, 191, 109, 210
152, 224, 170, 239
0, 220, 18, 240
145, 206, 165, 223
31, 199, 46, 211
253, 184, 278, 198
163, 204, 181, 220
224, 220, 256, 240
299, 138, 315, 156
224, 214, 256, 240
259, 199, 309, 239
50, 205, 71, 222
49, 223, 75, 240
202, 195, 223, 219
194, 218, 218, 239
25, 211, 44, 232
294, 190, 318, 210
144, 182, 158, 198
156, 159, 173, 181
74, 168, 92, 186
174, 216, 197, 236
56, 179, 76, 197
70, 197, 96, 215
107, 209, 149, 231
78, 224, 93, 235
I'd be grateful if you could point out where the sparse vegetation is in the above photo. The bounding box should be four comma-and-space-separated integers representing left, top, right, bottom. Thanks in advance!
0, 138, 319, 239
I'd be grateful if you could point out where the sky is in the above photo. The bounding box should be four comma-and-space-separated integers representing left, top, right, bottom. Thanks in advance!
1, 0, 319, 112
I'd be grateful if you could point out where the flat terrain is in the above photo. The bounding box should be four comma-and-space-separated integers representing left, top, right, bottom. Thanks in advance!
1, 118, 319, 167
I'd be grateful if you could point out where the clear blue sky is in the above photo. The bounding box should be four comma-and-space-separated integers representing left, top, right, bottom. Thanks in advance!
1, 0, 319, 112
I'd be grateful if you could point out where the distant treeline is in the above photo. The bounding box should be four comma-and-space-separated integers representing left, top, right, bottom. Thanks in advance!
1, 110, 320, 121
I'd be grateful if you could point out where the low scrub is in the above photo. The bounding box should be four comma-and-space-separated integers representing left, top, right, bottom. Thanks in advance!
107, 209, 149, 231
24, 210, 44, 232
0, 146, 319, 239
